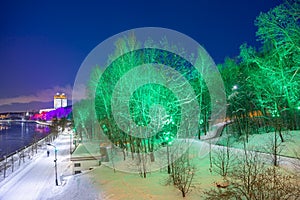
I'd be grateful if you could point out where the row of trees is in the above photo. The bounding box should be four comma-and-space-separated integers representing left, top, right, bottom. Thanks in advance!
222, 0, 300, 143
71, 0, 300, 198
209, 7, 300, 200
73, 31, 218, 179
73, 0, 300, 150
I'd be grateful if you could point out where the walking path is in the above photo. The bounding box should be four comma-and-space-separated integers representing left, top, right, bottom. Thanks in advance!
0, 125, 298, 200
192, 135, 300, 175
0, 131, 73, 200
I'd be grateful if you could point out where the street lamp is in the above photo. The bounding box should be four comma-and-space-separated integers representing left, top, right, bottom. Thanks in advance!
162, 132, 173, 174
69, 133, 72, 156
47, 143, 58, 186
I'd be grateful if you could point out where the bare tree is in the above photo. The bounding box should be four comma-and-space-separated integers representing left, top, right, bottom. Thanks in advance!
205, 150, 300, 199
263, 127, 284, 167
169, 150, 195, 197
229, 151, 265, 199
212, 136, 236, 179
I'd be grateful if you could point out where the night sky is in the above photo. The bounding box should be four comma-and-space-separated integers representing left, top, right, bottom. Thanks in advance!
0, 0, 281, 112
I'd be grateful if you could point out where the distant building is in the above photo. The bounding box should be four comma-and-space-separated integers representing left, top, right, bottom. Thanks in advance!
54, 93, 67, 109
39, 108, 55, 114
0, 114, 7, 119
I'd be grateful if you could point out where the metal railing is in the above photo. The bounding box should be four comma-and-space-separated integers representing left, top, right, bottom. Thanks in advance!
0, 132, 58, 182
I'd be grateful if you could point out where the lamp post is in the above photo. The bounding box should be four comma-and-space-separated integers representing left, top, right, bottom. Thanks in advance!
163, 116, 175, 175
69, 133, 72, 156
163, 132, 172, 174
47, 143, 58, 186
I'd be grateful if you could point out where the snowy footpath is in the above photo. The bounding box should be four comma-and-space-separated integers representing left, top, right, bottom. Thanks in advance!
0, 131, 74, 200
1, 128, 298, 200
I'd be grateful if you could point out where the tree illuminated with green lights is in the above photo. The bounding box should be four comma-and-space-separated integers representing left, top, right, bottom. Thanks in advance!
90, 35, 211, 177
216, 0, 300, 145
242, 0, 299, 131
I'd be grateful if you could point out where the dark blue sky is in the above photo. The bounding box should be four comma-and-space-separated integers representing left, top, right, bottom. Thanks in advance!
0, 0, 281, 112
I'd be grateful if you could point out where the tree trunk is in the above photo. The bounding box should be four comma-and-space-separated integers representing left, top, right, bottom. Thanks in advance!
274, 131, 278, 166
181, 189, 186, 197
278, 131, 284, 143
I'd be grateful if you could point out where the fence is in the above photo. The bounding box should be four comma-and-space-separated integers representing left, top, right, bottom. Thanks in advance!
0, 132, 58, 182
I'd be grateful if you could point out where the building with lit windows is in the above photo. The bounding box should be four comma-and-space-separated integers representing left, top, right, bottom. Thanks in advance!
54, 93, 67, 109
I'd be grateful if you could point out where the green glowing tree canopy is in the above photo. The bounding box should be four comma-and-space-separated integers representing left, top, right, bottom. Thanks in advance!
93, 36, 210, 150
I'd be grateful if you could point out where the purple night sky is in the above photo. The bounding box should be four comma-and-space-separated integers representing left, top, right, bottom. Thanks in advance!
0, 0, 281, 112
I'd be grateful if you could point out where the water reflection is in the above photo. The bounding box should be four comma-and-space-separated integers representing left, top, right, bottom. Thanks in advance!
0, 121, 50, 158
0, 123, 8, 131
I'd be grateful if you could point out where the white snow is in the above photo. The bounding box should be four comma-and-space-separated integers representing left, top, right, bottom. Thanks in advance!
0, 130, 75, 200
0, 129, 299, 200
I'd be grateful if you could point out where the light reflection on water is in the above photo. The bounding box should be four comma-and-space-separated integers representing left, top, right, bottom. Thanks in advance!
0, 121, 50, 158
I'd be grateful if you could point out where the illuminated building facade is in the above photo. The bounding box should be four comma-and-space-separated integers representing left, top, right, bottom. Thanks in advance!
54, 93, 67, 109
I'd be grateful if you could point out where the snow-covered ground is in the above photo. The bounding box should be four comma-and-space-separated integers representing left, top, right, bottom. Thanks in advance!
0, 130, 299, 200
55, 132, 299, 200
0, 133, 221, 199
45, 144, 221, 200
0, 130, 75, 200
232, 131, 299, 157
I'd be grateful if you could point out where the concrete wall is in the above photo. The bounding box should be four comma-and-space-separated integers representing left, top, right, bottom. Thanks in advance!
72, 158, 100, 174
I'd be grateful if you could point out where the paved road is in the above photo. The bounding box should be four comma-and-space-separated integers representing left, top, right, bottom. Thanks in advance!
0, 133, 72, 200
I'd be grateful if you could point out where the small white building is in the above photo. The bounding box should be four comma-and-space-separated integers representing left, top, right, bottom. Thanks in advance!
70, 144, 104, 174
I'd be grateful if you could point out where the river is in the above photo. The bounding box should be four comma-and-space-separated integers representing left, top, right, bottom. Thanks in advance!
0, 121, 50, 158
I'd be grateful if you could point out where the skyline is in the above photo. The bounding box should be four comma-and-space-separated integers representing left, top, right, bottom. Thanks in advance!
0, 0, 281, 112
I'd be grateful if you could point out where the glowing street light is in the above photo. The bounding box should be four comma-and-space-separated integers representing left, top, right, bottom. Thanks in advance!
232, 85, 238, 90
162, 132, 173, 174
47, 143, 58, 186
